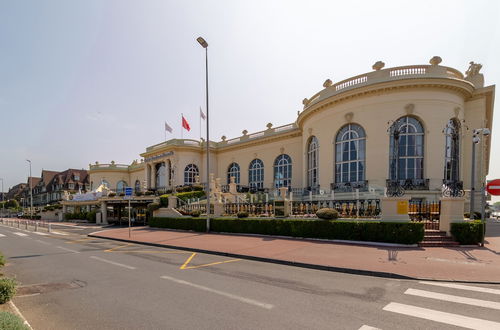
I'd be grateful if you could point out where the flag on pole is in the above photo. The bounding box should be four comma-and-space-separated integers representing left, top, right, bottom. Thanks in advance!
200, 107, 206, 120
182, 115, 191, 131
164, 121, 173, 133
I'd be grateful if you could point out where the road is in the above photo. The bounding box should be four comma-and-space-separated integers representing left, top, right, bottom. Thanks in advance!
1, 222, 500, 330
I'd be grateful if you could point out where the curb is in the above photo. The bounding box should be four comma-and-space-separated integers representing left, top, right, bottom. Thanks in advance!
89, 232, 500, 284
8, 301, 33, 330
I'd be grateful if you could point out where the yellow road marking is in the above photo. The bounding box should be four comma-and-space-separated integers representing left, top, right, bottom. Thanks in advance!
180, 252, 241, 270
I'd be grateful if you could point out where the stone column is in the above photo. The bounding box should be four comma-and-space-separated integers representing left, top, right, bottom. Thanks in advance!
100, 201, 108, 224
380, 197, 410, 222
439, 197, 465, 235
168, 196, 178, 208
229, 176, 237, 194
213, 201, 224, 217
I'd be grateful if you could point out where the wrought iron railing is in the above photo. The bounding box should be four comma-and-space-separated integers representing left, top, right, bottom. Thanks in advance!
331, 181, 369, 192
442, 180, 465, 198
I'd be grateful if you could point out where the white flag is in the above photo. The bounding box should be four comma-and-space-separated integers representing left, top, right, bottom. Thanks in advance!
164, 121, 173, 133
200, 107, 206, 120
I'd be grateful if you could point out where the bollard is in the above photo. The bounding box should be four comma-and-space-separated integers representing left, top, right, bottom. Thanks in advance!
25, 221, 28, 230
35, 222, 38, 232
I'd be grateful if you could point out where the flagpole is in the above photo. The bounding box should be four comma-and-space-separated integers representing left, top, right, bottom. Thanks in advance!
181, 113, 184, 140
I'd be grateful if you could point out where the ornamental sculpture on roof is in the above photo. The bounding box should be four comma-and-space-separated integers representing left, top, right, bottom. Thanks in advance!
465, 61, 484, 88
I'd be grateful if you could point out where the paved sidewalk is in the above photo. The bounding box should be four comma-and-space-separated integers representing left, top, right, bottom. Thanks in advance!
90, 220, 500, 283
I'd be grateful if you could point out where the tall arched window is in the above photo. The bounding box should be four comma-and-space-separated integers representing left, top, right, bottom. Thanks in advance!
116, 180, 128, 193
274, 154, 292, 188
307, 136, 319, 189
249, 159, 264, 189
155, 162, 166, 188
444, 118, 460, 181
389, 116, 424, 180
335, 124, 366, 183
227, 163, 240, 184
184, 164, 199, 185
134, 179, 141, 192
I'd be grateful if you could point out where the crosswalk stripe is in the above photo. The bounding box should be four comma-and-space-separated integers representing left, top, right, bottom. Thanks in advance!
52, 231, 68, 236
358, 325, 381, 330
405, 288, 500, 310
0, 234, 5, 237
13, 232, 28, 237
383, 302, 500, 329
420, 281, 500, 295
33, 232, 48, 236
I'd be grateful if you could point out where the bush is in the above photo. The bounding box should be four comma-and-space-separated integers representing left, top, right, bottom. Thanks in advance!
463, 212, 481, 220
149, 217, 206, 232
135, 191, 144, 196
316, 208, 339, 220
0, 311, 29, 330
193, 185, 204, 191
86, 210, 98, 223
0, 253, 5, 267
451, 221, 484, 245
147, 203, 161, 213
237, 211, 249, 218
108, 192, 116, 197
190, 210, 201, 217
149, 217, 424, 244
175, 191, 205, 201
159, 194, 170, 207
0, 278, 17, 304
144, 191, 154, 196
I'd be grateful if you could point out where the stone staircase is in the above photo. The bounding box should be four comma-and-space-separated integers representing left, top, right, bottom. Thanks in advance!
418, 230, 460, 247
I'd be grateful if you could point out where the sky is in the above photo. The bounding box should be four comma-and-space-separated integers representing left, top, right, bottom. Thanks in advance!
1, 0, 499, 201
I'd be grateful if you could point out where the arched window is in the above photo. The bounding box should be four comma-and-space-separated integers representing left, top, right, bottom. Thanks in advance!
274, 154, 292, 188
155, 162, 166, 188
227, 163, 240, 184
249, 159, 264, 189
184, 164, 199, 185
116, 180, 128, 193
335, 124, 366, 183
389, 116, 424, 180
307, 136, 319, 188
444, 118, 460, 181
134, 179, 141, 192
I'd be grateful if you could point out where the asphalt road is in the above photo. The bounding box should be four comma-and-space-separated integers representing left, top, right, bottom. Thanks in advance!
1, 223, 500, 330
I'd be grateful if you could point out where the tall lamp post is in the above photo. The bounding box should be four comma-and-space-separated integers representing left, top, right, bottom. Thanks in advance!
470, 128, 490, 220
26, 160, 33, 220
0, 178, 4, 216
197, 36, 210, 232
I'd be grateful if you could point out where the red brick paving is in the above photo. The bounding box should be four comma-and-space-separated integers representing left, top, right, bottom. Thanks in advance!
90, 226, 500, 283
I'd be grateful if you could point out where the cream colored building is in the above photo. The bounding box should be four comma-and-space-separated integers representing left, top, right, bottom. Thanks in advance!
93, 58, 495, 210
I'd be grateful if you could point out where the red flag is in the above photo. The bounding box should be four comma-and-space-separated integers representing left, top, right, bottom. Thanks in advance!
182, 116, 191, 131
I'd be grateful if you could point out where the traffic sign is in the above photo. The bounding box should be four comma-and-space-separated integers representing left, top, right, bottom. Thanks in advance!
486, 179, 500, 196
125, 187, 133, 196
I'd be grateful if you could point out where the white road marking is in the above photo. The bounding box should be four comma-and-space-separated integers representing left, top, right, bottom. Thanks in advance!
0, 234, 5, 237
56, 246, 80, 254
405, 288, 500, 310
90, 256, 136, 270
420, 281, 500, 295
383, 302, 500, 329
52, 231, 68, 235
35, 240, 50, 245
358, 326, 381, 330
160, 275, 274, 310
13, 232, 28, 237
33, 232, 48, 236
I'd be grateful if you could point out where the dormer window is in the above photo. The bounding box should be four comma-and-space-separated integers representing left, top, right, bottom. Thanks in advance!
74, 175, 80, 181
68, 183, 74, 189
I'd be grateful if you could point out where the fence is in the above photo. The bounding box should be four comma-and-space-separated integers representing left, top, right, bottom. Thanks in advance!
408, 201, 440, 230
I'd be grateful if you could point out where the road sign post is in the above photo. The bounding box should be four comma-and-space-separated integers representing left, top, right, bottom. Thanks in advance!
124, 187, 133, 238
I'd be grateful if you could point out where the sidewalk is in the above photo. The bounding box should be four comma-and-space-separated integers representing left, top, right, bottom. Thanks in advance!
90, 221, 500, 283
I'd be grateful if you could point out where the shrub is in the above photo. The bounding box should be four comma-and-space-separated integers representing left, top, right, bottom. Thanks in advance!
316, 208, 339, 220
135, 191, 144, 196
191, 210, 201, 217
147, 203, 161, 213
192, 185, 204, 191
0, 312, 29, 330
108, 192, 116, 197
149, 217, 206, 232
451, 221, 484, 245
0, 253, 5, 267
144, 191, 154, 196
175, 191, 205, 201
159, 194, 170, 207
0, 278, 17, 304
86, 210, 98, 223
463, 212, 481, 220
237, 211, 249, 218
118, 192, 125, 197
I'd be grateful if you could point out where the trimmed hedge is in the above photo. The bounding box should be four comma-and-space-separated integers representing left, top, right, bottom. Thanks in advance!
149, 217, 424, 244
149, 217, 207, 232
175, 191, 205, 201
451, 221, 484, 245
0, 312, 29, 330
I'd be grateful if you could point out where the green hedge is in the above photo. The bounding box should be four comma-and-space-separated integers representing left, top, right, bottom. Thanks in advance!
0, 312, 29, 330
175, 191, 205, 201
0, 278, 16, 304
149, 217, 207, 232
450, 221, 484, 245
149, 217, 424, 244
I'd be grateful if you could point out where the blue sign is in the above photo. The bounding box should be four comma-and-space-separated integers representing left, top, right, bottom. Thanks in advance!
125, 187, 133, 196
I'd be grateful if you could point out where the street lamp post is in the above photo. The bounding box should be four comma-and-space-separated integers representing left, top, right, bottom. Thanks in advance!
0, 178, 4, 216
26, 160, 33, 220
197, 36, 210, 232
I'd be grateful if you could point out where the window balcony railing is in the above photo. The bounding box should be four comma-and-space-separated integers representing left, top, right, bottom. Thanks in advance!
386, 178, 429, 191
331, 181, 369, 192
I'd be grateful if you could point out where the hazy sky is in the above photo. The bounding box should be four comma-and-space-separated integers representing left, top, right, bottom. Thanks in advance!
1, 0, 499, 201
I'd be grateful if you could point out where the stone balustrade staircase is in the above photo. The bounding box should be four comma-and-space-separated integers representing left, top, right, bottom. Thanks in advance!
418, 230, 459, 247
